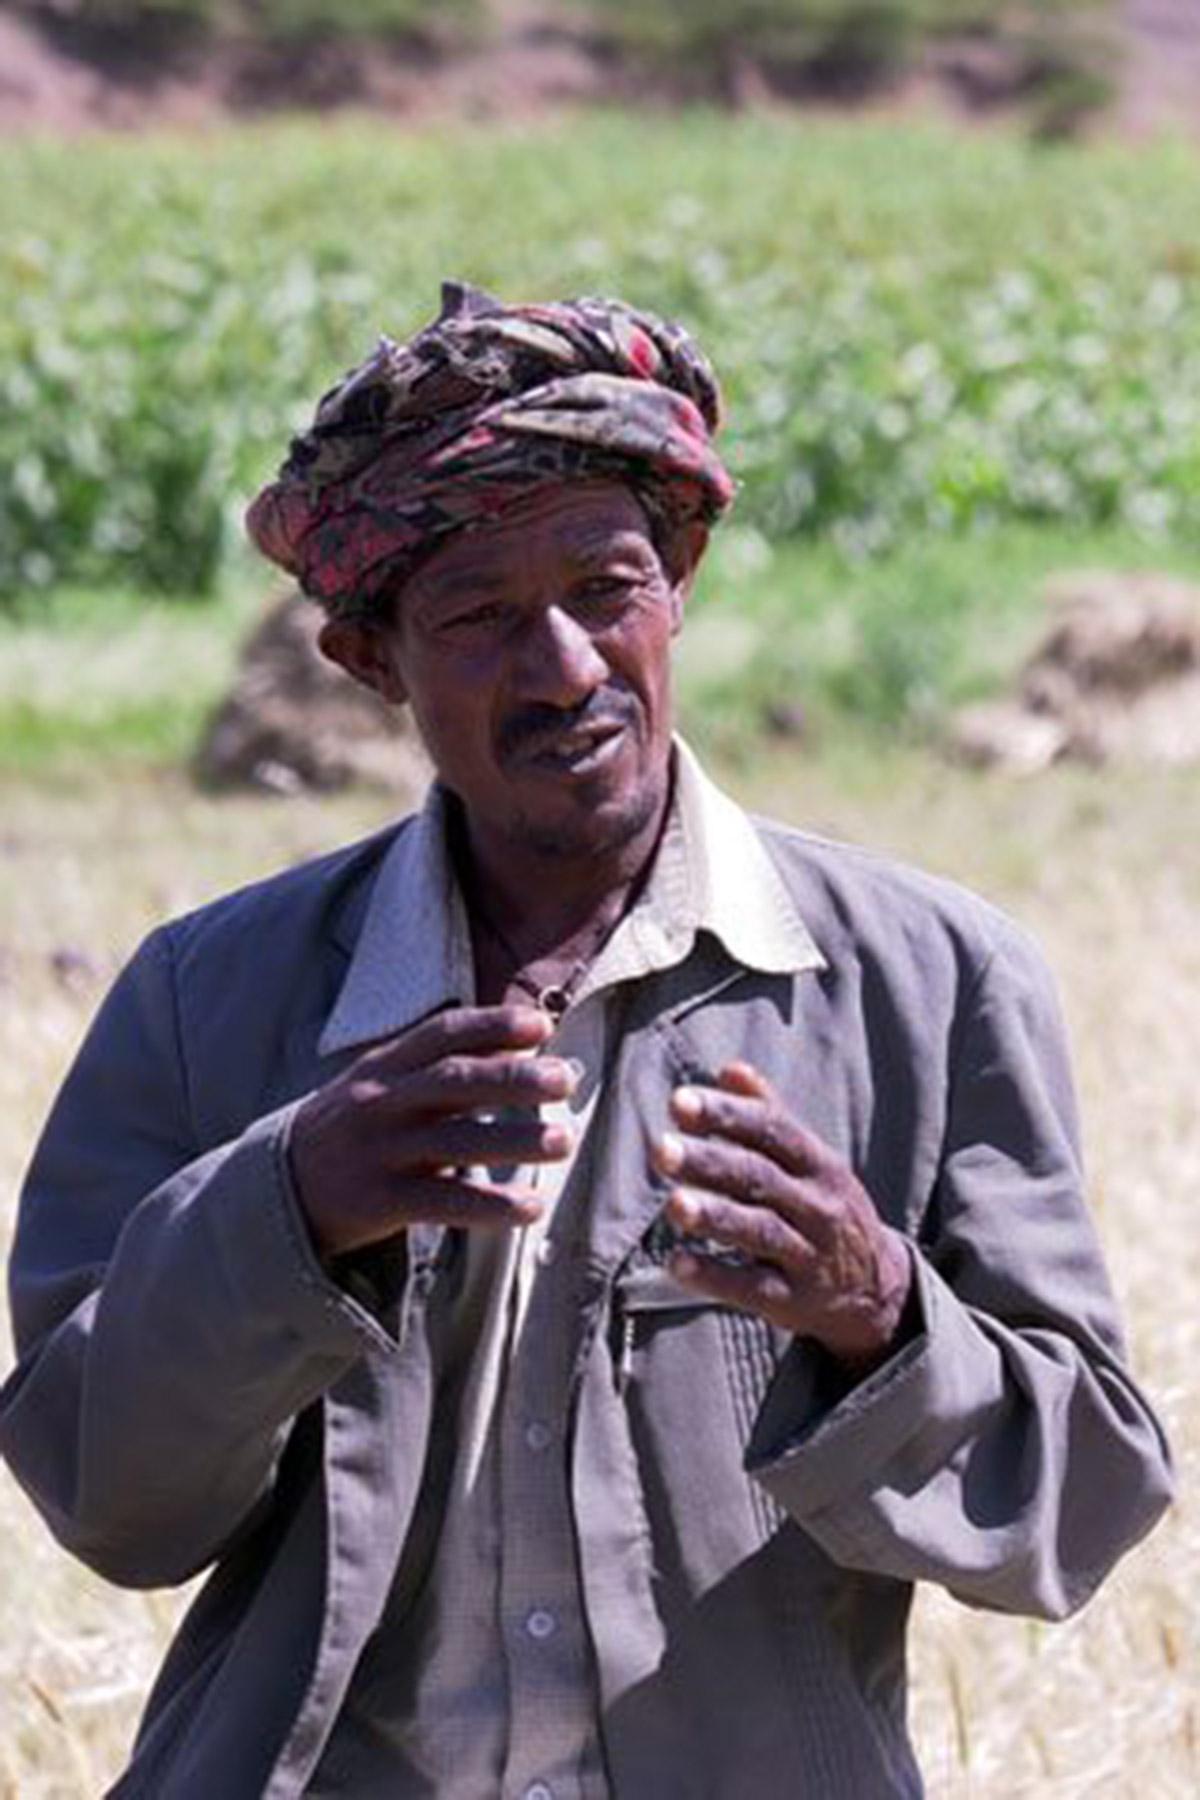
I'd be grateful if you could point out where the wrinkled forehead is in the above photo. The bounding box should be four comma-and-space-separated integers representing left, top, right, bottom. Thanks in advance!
401, 479, 659, 598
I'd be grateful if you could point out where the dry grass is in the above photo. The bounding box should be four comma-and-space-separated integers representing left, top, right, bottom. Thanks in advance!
1, 751, 1195, 1797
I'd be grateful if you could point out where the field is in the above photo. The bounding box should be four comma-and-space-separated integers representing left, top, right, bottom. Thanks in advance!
4, 118, 1200, 604
1, 106, 1198, 1795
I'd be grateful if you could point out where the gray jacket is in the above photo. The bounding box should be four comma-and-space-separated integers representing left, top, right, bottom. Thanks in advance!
0, 815, 1174, 1798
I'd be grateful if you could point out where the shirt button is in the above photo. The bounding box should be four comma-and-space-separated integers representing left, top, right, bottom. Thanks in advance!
525, 1786, 554, 1800
525, 1420, 553, 1452
525, 1607, 557, 1641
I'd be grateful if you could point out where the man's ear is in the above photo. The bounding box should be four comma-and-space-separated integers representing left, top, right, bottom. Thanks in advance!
665, 521, 709, 634
318, 617, 408, 704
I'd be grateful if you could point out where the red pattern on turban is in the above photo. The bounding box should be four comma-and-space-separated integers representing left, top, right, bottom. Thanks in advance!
246, 282, 736, 619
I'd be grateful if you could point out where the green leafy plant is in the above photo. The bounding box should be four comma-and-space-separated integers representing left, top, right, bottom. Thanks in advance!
241, 0, 480, 41
1, 117, 1196, 605
6, 0, 478, 38
570, 0, 1115, 94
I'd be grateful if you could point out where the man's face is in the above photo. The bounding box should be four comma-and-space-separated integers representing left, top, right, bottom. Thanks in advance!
321, 480, 703, 864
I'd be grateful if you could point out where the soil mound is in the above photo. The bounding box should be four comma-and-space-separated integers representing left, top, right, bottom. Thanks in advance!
949, 571, 1200, 774
194, 594, 430, 798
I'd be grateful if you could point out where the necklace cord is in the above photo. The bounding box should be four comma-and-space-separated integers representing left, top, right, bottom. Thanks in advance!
471, 894, 632, 1016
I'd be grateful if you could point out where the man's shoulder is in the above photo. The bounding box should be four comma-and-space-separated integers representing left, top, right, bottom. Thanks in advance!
750, 813, 1040, 979
159, 815, 415, 973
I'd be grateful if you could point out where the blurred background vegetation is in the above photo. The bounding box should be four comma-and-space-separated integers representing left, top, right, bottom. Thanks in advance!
1, 0, 1196, 762
2, 0, 1109, 59
3, 0, 480, 38
2, 0, 1120, 116
570, 0, 1114, 101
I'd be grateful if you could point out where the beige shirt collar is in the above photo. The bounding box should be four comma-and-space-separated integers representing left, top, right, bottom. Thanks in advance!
319, 738, 825, 1057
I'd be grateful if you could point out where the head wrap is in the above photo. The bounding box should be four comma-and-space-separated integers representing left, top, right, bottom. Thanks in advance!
246, 281, 736, 619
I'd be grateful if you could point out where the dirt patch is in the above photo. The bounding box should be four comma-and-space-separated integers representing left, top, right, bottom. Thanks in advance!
1, 3, 1195, 136
193, 593, 430, 799
949, 571, 1200, 774
0, 5, 609, 133
1119, 0, 1200, 135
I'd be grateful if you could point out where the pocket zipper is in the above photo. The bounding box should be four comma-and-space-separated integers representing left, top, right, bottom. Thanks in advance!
616, 1306, 635, 1395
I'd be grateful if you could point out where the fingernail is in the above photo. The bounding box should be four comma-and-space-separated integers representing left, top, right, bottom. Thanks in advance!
542, 1059, 579, 1094
667, 1189, 698, 1229
656, 1131, 685, 1174
564, 1057, 586, 1086
543, 1124, 574, 1156
671, 1086, 702, 1123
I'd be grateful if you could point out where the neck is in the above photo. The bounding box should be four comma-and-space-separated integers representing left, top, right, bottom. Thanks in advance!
450, 775, 672, 962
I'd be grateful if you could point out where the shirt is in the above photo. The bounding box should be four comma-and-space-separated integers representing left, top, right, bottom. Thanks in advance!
307, 739, 824, 1798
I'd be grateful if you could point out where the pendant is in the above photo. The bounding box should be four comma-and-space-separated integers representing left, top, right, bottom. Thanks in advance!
538, 985, 571, 1019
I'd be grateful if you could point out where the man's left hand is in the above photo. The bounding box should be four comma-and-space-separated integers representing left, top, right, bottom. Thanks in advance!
652, 1061, 914, 1372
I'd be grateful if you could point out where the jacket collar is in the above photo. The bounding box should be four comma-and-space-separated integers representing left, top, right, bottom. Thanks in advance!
318, 738, 825, 1058
320, 790, 471, 1056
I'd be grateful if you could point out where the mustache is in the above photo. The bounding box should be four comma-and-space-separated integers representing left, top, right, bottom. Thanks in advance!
497, 687, 639, 760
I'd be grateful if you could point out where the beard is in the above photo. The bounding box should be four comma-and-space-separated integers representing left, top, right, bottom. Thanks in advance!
503, 769, 665, 863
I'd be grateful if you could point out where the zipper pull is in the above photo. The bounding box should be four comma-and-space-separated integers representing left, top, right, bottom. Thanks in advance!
617, 1307, 635, 1395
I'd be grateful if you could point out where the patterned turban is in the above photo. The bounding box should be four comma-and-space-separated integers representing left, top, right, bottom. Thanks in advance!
245, 281, 736, 619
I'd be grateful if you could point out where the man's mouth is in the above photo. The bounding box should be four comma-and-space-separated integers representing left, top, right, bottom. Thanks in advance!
498, 690, 641, 779
523, 719, 627, 775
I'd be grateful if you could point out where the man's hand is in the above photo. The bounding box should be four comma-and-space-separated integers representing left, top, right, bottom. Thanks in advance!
290, 1005, 578, 1260
651, 1061, 913, 1371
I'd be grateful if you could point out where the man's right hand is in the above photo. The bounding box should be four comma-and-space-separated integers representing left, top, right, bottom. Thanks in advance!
289, 1005, 577, 1260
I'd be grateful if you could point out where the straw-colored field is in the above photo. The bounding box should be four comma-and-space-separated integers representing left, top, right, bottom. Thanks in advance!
1, 749, 1195, 1797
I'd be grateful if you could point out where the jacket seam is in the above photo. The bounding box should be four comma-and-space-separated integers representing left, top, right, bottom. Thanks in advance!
157, 922, 199, 1151
942, 943, 999, 1128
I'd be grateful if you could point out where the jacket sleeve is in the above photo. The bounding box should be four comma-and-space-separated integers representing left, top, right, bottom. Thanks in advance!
0, 926, 402, 1590
746, 919, 1175, 1620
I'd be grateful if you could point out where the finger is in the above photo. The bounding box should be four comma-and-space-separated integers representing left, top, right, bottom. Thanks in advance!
394, 1052, 581, 1119
653, 1129, 796, 1211
332, 1173, 550, 1245
359, 1005, 555, 1079
670, 1248, 795, 1324
324, 1172, 547, 1255
653, 1130, 835, 1244
668, 1085, 829, 1179
389, 1173, 547, 1232
394, 1115, 574, 1173
716, 1061, 775, 1101
665, 1186, 813, 1275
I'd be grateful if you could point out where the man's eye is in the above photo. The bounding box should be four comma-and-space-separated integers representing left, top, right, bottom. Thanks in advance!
442, 601, 505, 632
575, 577, 635, 607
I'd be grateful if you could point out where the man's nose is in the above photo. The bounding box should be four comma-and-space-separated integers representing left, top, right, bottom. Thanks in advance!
517, 605, 607, 705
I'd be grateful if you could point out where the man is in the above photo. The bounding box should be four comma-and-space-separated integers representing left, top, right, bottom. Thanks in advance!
1, 283, 1173, 1799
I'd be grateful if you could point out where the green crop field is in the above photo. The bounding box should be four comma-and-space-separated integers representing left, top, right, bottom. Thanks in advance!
4, 114, 1200, 766
3, 116, 1199, 603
